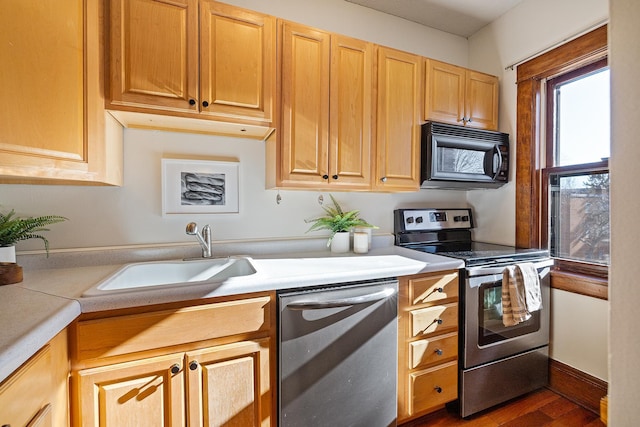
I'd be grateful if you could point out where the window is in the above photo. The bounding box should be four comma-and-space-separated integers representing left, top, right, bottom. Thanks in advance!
516, 25, 609, 299
546, 62, 610, 267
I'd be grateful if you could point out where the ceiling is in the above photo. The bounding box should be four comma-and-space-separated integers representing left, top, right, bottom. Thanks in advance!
344, 0, 525, 38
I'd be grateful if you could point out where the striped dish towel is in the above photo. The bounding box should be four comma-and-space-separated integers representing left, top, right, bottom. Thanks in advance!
502, 263, 541, 326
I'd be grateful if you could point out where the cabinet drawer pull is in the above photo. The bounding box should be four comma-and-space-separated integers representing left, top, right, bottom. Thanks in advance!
380, 176, 387, 183
434, 386, 443, 393
189, 361, 199, 371
435, 318, 443, 325
332, 174, 338, 180
189, 99, 196, 106
322, 174, 329, 180
435, 348, 443, 356
202, 101, 209, 107
170, 363, 181, 374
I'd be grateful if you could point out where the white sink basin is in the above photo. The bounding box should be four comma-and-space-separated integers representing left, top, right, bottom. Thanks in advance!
84, 257, 256, 295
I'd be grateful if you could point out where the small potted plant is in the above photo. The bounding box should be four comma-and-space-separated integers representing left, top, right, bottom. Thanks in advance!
0, 209, 67, 262
306, 195, 376, 253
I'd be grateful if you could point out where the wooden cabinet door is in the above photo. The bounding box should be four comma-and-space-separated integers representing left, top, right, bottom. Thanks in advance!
328, 35, 373, 190
425, 59, 499, 130
465, 70, 499, 130
279, 21, 331, 187
424, 59, 465, 125
186, 339, 271, 427
108, 0, 199, 112
0, 345, 52, 427
75, 353, 186, 427
374, 47, 421, 191
200, 2, 275, 123
0, 0, 121, 185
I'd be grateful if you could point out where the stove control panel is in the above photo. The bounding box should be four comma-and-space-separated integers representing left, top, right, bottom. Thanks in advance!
394, 208, 473, 232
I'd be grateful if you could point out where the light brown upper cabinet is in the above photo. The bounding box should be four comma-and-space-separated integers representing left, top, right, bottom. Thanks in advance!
374, 47, 423, 191
107, 0, 275, 137
425, 59, 499, 131
0, 0, 122, 185
273, 21, 373, 190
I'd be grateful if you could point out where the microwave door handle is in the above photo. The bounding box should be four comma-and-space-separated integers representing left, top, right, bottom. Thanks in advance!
492, 145, 503, 180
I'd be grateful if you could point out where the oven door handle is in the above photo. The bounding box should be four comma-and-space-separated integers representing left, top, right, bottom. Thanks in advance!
466, 258, 554, 277
285, 287, 397, 310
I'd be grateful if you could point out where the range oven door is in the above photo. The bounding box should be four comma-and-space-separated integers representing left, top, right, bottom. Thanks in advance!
462, 259, 553, 369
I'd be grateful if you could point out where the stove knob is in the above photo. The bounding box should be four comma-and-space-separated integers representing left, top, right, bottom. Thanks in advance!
454, 216, 462, 222
406, 217, 414, 224
462, 215, 470, 221
416, 216, 424, 224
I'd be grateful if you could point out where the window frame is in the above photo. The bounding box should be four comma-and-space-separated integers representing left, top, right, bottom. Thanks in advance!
515, 25, 608, 300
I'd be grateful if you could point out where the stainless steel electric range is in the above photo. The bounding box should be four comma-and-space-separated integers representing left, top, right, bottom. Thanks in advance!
394, 208, 553, 418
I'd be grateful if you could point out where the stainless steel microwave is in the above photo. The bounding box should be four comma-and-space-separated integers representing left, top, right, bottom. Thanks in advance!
421, 121, 509, 190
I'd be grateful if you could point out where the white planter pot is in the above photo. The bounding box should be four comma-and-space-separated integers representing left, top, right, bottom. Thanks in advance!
0, 246, 16, 263
330, 232, 350, 253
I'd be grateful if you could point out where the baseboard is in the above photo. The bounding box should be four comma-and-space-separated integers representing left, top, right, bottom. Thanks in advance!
548, 359, 608, 415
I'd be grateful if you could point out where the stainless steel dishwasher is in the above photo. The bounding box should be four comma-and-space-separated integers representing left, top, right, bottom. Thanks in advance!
278, 278, 399, 427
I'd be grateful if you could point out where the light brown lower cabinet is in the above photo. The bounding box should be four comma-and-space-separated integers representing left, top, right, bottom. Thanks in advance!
0, 330, 69, 427
398, 271, 460, 423
70, 293, 274, 426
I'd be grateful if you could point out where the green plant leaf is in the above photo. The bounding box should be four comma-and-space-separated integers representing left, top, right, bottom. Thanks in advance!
0, 209, 67, 255
304, 195, 377, 240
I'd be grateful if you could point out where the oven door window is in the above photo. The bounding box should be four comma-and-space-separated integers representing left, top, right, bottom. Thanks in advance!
478, 279, 540, 346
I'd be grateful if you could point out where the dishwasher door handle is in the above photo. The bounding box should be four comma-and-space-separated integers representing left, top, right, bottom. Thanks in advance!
286, 287, 397, 310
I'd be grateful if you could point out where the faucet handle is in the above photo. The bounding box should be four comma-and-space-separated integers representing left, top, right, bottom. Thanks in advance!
186, 222, 198, 235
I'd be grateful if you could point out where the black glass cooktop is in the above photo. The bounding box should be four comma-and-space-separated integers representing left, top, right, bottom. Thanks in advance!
404, 241, 549, 267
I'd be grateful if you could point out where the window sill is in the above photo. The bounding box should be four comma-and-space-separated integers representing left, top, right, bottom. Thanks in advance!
550, 270, 608, 300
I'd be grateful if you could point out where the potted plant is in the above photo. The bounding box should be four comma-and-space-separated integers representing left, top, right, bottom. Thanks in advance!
0, 209, 67, 262
306, 195, 376, 253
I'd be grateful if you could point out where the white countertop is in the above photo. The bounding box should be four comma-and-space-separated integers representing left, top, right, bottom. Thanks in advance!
0, 237, 463, 383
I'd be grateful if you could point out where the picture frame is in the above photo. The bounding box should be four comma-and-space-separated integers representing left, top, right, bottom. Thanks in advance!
162, 159, 239, 214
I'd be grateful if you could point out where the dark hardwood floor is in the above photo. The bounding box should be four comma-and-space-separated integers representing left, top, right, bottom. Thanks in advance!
402, 388, 605, 427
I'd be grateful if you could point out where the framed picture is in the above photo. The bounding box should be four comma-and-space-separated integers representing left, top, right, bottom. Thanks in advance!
162, 159, 239, 214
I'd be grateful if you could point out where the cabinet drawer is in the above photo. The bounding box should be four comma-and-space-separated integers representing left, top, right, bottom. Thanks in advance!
409, 272, 458, 306
409, 332, 458, 370
410, 360, 457, 415
74, 295, 271, 361
410, 302, 458, 337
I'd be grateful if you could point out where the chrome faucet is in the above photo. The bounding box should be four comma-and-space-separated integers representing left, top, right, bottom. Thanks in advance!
186, 222, 212, 258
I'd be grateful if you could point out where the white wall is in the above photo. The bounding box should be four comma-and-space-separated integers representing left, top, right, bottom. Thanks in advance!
609, 0, 640, 422
1, 129, 467, 251
466, 0, 610, 381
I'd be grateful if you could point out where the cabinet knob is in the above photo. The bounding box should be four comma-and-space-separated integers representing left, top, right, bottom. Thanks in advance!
332, 174, 338, 180
202, 101, 209, 107
189, 361, 199, 371
435, 318, 443, 325
170, 363, 181, 374
189, 99, 196, 106
435, 348, 443, 356
436, 287, 443, 293
322, 174, 329, 180
434, 386, 443, 393
380, 177, 387, 183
